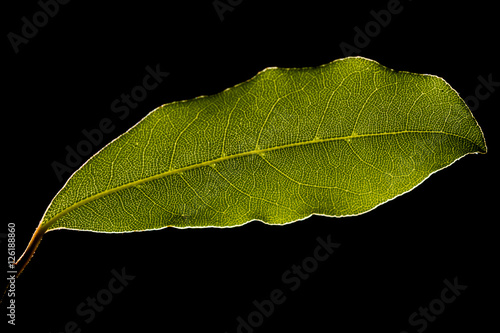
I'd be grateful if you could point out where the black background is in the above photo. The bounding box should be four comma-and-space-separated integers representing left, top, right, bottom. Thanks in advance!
2, 0, 498, 332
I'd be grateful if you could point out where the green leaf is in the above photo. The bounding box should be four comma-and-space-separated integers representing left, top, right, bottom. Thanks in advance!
16, 56, 486, 276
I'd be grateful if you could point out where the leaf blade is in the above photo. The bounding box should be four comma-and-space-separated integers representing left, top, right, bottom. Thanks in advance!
39, 56, 486, 233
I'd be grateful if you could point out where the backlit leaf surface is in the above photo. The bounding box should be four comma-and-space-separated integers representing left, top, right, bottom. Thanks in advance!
38, 57, 486, 234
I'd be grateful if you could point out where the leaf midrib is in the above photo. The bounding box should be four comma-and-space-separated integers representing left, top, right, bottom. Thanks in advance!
43, 129, 475, 231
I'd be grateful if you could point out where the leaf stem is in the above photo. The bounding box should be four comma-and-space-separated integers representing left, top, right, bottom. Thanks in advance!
15, 224, 47, 278
1, 224, 46, 304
